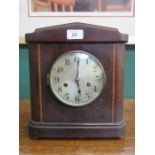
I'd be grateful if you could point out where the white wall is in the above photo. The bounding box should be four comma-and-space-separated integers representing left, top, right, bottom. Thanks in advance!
19, 0, 135, 37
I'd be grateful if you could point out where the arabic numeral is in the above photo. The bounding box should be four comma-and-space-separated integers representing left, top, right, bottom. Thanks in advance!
72, 33, 77, 37
55, 77, 59, 83
92, 65, 97, 72
85, 93, 90, 99
86, 59, 89, 64
75, 96, 80, 102
74, 57, 79, 62
94, 86, 97, 92
65, 93, 69, 100
65, 59, 70, 65
95, 76, 100, 82
57, 66, 63, 73
58, 87, 62, 92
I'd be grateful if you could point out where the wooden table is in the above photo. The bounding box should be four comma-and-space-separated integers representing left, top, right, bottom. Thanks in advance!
20, 99, 135, 155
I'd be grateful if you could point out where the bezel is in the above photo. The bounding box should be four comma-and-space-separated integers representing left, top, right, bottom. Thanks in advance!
49, 50, 106, 107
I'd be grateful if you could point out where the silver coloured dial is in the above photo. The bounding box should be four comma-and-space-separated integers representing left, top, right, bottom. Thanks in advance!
49, 50, 106, 107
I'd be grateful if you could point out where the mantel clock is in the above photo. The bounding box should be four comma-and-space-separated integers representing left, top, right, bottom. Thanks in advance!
26, 22, 128, 139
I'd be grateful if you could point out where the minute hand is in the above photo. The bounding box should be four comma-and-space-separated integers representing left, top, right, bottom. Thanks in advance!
76, 59, 81, 95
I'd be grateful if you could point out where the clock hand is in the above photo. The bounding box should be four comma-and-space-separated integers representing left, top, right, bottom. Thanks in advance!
76, 59, 81, 96
77, 81, 81, 95
76, 59, 79, 80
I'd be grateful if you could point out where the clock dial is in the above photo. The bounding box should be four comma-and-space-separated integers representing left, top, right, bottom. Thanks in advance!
49, 51, 106, 107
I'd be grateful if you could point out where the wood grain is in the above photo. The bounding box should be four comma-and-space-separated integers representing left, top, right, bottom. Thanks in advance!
19, 99, 135, 155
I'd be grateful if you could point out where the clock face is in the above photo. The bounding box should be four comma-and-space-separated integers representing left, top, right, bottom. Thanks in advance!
49, 51, 106, 107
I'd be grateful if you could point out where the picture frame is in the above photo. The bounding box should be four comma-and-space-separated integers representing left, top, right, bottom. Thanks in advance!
28, 0, 134, 17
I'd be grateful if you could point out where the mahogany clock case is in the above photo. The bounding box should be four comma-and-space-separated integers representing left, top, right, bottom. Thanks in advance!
26, 23, 128, 139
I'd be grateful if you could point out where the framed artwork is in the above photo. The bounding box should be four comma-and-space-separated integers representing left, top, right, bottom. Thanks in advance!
28, 0, 134, 17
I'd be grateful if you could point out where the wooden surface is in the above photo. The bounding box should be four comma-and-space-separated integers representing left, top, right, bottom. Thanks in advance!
19, 99, 135, 155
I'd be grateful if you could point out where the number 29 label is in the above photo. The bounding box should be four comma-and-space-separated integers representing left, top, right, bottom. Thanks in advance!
67, 29, 84, 40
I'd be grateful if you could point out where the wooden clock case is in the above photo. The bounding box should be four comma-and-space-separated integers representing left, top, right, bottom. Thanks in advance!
25, 22, 128, 139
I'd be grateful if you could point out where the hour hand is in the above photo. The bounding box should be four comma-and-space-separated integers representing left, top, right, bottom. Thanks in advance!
77, 80, 81, 96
